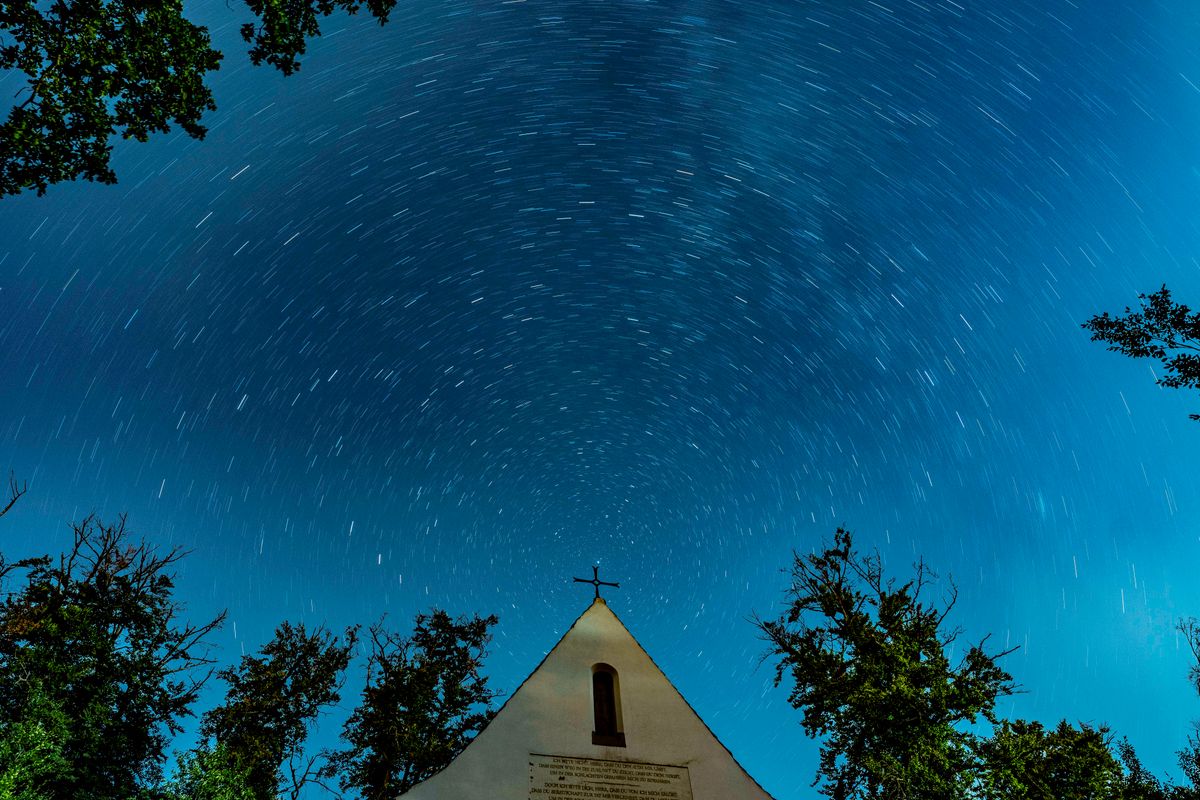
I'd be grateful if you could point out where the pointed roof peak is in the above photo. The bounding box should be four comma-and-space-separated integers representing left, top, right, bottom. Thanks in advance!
401, 592, 776, 799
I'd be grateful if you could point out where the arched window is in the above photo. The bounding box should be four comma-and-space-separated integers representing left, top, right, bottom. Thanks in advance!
591, 663, 625, 747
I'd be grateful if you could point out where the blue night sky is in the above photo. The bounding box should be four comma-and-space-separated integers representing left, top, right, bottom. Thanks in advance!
3, 1, 1200, 796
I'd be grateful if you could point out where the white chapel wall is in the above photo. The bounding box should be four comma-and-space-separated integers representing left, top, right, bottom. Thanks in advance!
401, 600, 774, 800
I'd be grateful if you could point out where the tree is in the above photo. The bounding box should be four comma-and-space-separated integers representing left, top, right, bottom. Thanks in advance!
0, 1, 222, 197
1179, 741, 1200, 800
1083, 286, 1200, 421
1174, 619, 1200, 799
200, 621, 358, 800
239, 0, 398, 77
1117, 738, 1176, 800
975, 719, 1123, 800
757, 528, 1017, 800
0, 679, 71, 800
0, 507, 225, 799
323, 609, 500, 798
0, 474, 25, 519
160, 743, 255, 800
1, 0, 398, 197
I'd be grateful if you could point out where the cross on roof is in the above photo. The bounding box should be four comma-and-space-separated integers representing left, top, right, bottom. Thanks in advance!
573, 565, 619, 600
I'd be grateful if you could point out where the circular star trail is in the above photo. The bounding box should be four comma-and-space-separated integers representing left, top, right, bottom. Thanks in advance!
2, 1, 1200, 795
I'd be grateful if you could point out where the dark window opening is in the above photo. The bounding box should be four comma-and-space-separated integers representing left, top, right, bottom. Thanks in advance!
592, 664, 626, 747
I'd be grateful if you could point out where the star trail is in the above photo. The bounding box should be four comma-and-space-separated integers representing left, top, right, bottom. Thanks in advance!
3, 1, 1200, 796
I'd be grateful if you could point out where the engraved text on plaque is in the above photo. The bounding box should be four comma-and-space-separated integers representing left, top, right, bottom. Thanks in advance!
528, 753, 693, 799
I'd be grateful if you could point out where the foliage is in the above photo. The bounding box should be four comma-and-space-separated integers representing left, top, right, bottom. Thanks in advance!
1181, 619, 1200, 700
975, 719, 1123, 800
757, 528, 1016, 800
200, 622, 358, 800
239, 0, 397, 77
1083, 286, 1200, 420
160, 743, 255, 800
0, 0, 222, 196
1176, 619, 1200, 799
322, 610, 500, 798
1117, 738, 1184, 800
0, 508, 225, 800
0, 680, 71, 800
1178, 739, 1200, 800
0, 0, 398, 197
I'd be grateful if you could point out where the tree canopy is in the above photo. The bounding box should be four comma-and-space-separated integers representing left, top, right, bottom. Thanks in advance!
0, 679, 72, 800
160, 743, 256, 800
0, 504, 225, 799
0, 476, 512, 799
975, 719, 1124, 800
7, 466, 1200, 800
200, 621, 358, 800
1084, 286, 1200, 420
0, 0, 397, 197
1174, 619, 1200, 799
758, 527, 1017, 800
756, 527, 1200, 800
323, 609, 501, 798
0, 1, 221, 197
239, 0, 397, 77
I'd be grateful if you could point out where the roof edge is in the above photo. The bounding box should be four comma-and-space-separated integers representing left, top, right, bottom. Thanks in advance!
400, 598, 777, 800
399, 599, 603, 795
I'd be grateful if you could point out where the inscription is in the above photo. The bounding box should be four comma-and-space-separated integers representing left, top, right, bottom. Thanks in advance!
529, 754, 692, 800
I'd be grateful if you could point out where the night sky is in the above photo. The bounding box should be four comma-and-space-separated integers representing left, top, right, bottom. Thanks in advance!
3, 1, 1200, 796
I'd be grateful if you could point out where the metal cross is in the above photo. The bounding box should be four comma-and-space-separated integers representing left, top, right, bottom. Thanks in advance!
573, 565, 620, 599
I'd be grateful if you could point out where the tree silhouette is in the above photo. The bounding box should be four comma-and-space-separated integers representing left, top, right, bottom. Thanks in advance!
0, 473, 27, 518
757, 528, 1016, 800
0, 672, 71, 799
975, 720, 1124, 800
323, 609, 500, 798
239, 0, 398, 77
1175, 618, 1200, 798
160, 742, 255, 800
0, 506, 225, 799
200, 621, 358, 800
1083, 286, 1200, 421
0, 1, 221, 197
1, 0, 397, 197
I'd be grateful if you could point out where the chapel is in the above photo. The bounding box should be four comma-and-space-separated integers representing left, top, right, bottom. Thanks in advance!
399, 584, 776, 799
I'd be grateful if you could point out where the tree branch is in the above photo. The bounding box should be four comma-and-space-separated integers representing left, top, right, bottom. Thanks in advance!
0, 472, 27, 518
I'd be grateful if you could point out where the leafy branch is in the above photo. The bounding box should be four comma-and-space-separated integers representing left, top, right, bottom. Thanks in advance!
1084, 285, 1200, 420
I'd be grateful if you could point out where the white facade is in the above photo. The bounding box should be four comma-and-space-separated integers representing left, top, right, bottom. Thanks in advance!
401, 598, 774, 799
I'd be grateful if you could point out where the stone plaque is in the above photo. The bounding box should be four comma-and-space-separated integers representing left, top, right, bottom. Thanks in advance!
529, 753, 693, 800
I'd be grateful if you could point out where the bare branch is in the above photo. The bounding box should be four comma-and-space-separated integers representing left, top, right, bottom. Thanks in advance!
286, 753, 330, 800
1180, 618, 1200, 696
0, 472, 27, 518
